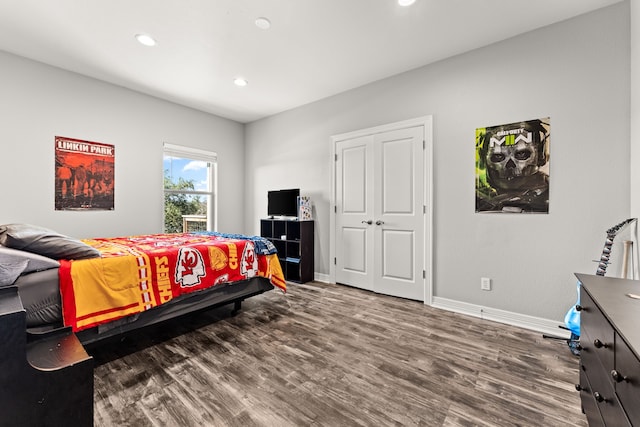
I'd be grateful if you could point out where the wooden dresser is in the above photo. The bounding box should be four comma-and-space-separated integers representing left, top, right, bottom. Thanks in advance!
575, 273, 640, 426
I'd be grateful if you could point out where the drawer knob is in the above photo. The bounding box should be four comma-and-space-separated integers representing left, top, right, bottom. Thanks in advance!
575, 304, 583, 312
594, 391, 606, 403
611, 370, 628, 383
593, 339, 608, 349
575, 384, 587, 392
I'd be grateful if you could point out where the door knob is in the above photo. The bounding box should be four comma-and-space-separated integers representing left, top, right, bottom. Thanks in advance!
375, 220, 384, 225
361, 220, 372, 225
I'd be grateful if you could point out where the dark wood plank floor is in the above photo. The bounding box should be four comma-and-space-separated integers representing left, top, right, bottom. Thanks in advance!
89, 281, 586, 427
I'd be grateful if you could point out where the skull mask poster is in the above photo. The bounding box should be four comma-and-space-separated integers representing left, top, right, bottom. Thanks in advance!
55, 136, 115, 210
475, 118, 550, 213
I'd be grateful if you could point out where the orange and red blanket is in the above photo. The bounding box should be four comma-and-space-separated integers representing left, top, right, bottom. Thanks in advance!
59, 233, 285, 332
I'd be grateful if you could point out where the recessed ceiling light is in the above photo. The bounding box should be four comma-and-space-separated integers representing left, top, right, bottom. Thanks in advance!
135, 33, 157, 46
398, 0, 416, 6
255, 17, 271, 30
234, 78, 248, 87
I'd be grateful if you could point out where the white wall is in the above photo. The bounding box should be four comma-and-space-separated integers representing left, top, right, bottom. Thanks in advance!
0, 51, 245, 239
632, 1, 640, 219
245, 3, 630, 323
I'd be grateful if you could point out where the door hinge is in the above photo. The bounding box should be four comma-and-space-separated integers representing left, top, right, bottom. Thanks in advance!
334, 257, 337, 265
335, 154, 338, 161
423, 270, 426, 279
334, 205, 337, 213
423, 205, 426, 214
423, 140, 426, 150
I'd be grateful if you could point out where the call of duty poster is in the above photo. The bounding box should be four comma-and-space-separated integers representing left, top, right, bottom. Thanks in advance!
475, 118, 550, 213
55, 136, 115, 211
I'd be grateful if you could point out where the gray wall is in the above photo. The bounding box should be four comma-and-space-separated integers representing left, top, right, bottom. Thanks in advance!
0, 51, 245, 239
245, 3, 630, 323
632, 0, 640, 217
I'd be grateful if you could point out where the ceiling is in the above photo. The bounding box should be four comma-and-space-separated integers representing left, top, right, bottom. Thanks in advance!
0, 0, 623, 123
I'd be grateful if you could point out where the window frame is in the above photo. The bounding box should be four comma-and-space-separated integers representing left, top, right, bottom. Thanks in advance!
163, 143, 218, 232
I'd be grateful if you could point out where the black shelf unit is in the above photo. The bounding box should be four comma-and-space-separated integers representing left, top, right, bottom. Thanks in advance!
261, 218, 314, 283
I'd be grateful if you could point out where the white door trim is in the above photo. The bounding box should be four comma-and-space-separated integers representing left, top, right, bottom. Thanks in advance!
330, 115, 433, 305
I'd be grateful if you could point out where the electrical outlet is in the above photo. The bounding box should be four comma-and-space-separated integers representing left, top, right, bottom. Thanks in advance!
481, 277, 491, 291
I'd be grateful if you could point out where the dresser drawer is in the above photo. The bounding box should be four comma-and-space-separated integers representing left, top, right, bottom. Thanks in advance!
578, 369, 602, 426
582, 366, 630, 426
579, 333, 630, 426
581, 288, 615, 371
580, 327, 609, 390
615, 332, 640, 425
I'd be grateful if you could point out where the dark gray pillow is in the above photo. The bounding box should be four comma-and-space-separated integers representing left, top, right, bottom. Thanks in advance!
0, 223, 100, 260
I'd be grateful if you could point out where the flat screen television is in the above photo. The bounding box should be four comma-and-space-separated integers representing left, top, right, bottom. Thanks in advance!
268, 188, 299, 218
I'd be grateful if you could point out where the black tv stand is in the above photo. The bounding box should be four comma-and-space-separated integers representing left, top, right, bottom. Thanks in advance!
260, 218, 314, 283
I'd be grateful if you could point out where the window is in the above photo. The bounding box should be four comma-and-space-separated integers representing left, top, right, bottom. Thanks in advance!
163, 143, 217, 233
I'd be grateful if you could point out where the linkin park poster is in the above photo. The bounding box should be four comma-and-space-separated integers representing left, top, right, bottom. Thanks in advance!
55, 136, 115, 211
475, 118, 550, 213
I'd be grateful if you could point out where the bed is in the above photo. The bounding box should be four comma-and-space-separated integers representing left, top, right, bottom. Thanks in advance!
1, 223, 286, 343
0, 223, 286, 425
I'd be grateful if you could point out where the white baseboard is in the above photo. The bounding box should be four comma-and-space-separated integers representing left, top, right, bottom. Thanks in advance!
314, 272, 330, 283
431, 296, 571, 338
313, 278, 570, 338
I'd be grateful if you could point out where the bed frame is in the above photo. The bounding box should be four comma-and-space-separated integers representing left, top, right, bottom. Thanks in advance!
74, 277, 274, 345
0, 277, 274, 426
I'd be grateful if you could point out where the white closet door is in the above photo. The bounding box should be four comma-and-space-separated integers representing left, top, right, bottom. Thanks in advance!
335, 135, 375, 291
335, 125, 425, 301
372, 126, 424, 301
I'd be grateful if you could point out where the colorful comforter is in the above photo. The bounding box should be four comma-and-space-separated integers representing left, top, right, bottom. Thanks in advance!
59, 233, 285, 332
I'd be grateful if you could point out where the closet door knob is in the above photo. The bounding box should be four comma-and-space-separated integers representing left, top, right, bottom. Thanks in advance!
375, 220, 384, 225
361, 220, 372, 225
594, 392, 605, 403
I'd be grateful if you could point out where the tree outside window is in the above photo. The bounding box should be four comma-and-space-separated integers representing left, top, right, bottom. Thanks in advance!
163, 144, 217, 233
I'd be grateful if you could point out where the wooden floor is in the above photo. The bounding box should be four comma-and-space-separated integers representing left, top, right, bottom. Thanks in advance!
90, 281, 587, 427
